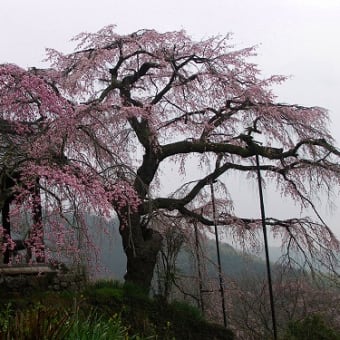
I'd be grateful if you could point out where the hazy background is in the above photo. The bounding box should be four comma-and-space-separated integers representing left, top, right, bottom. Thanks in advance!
1, 0, 339, 242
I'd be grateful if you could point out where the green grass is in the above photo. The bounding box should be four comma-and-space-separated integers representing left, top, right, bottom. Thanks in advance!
0, 302, 138, 339
0, 280, 234, 340
66, 312, 128, 340
283, 314, 340, 340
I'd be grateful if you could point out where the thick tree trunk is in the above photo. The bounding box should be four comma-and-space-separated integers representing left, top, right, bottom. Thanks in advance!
31, 179, 45, 263
119, 214, 162, 292
2, 198, 11, 264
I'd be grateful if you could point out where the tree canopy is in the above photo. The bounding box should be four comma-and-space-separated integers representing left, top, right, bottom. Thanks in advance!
0, 25, 339, 289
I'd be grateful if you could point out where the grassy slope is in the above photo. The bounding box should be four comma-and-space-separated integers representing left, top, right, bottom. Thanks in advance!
0, 280, 234, 340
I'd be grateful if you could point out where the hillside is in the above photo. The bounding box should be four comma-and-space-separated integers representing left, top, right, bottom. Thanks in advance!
0, 281, 234, 339
177, 238, 268, 280
87, 218, 272, 281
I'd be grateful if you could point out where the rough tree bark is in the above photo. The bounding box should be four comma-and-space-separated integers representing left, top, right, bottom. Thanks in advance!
0, 171, 44, 264
119, 212, 162, 290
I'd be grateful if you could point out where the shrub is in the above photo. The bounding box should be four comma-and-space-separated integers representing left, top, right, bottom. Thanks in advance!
66, 312, 128, 340
0, 303, 130, 340
284, 314, 340, 340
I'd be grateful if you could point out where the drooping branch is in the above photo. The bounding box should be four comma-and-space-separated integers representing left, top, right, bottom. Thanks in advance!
3, 25, 338, 291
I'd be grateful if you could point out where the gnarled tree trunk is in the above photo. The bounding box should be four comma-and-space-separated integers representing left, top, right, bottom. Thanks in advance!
119, 213, 162, 292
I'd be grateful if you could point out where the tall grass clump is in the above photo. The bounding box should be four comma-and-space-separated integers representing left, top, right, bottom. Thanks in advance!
0, 303, 130, 340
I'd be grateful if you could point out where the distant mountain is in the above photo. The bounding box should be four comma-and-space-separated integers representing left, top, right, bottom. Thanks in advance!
87, 216, 126, 281
176, 238, 268, 280
259, 246, 285, 263
84, 217, 274, 281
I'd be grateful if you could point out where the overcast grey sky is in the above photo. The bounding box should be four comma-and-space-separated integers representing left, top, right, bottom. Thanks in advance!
1, 0, 340, 238
1, 1, 339, 135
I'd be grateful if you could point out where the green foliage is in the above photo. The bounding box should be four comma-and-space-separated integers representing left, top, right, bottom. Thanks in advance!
169, 300, 203, 322
0, 280, 233, 340
0, 304, 70, 340
284, 314, 340, 340
0, 303, 13, 334
66, 311, 128, 340
87, 279, 149, 302
90, 279, 124, 290
87, 280, 125, 301
123, 281, 151, 301
0, 302, 130, 339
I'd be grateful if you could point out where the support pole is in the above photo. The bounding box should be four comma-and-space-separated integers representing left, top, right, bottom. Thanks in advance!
210, 181, 227, 328
255, 153, 278, 340
194, 221, 205, 313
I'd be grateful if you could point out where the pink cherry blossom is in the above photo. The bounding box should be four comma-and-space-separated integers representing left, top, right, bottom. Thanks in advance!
0, 26, 339, 291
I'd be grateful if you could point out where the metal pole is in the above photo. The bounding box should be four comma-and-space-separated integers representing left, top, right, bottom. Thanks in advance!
210, 181, 227, 328
255, 153, 278, 340
194, 221, 205, 313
